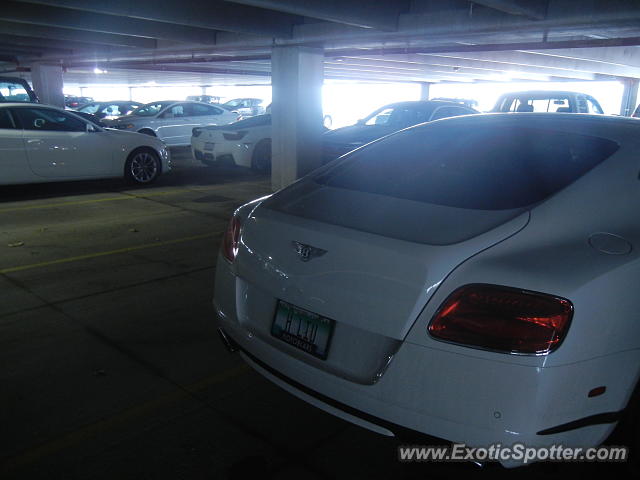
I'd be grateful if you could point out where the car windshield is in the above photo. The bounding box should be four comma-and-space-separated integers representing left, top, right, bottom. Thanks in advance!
134, 102, 171, 116
78, 103, 101, 114
0, 80, 32, 102
363, 105, 430, 127
315, 122, 619, 210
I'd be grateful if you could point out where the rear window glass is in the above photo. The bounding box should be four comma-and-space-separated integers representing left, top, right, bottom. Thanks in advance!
0, 80, 32, 102
315, 124, 619, 210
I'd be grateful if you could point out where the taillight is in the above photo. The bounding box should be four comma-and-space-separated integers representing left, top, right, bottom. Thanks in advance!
223, 130, 247, 141
221, 215, 241, 263
428, 284, 573, 355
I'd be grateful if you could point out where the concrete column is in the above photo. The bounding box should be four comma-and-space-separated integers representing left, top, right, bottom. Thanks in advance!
30, 63, 64, 108
271, 45, 324, 191
620, 78, 639, 116
128, 86, 134, 101
419, 82, 431, 101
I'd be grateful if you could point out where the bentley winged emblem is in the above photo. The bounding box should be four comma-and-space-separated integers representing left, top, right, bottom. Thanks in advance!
291, 241, 327, 262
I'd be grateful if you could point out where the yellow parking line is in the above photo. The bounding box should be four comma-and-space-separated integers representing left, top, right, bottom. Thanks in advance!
0, 187, 220, 213
0, 363, 251, 473
0, 232, 219, 275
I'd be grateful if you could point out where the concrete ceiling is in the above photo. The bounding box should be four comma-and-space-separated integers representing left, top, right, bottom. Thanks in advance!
1, 0, 640, 86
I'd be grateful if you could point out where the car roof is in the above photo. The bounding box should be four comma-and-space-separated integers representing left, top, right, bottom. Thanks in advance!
499, 90, 593, 97
376, 100, 477, 110
0, 102, 57, 108
412, 112, 640, 135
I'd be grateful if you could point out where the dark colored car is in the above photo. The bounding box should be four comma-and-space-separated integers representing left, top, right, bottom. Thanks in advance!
0, 76, 38, 103
64, 95, 94, 109
77, 101, 142, 120
491, 90, 604, 114
70, 110, 105, 127
322, 100, 478, 163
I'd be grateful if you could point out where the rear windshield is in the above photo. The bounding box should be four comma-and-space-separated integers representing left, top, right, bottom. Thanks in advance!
315, 124, 619, 210
0, 80, 34, 102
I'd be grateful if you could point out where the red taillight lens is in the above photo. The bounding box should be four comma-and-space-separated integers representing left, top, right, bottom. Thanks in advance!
428, 284, 573, 355
221, 215, 241, 263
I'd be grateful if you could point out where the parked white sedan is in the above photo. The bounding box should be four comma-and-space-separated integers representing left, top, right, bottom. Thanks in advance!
191, 114, 271, 172
214, 113, 640, 467
104, 100, 239, 146
0, 103, 170, 185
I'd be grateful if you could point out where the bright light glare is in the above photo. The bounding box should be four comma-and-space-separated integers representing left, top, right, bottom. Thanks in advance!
63, 79, 627, 123
93, 68, 107, 74
323, 82, 421, 128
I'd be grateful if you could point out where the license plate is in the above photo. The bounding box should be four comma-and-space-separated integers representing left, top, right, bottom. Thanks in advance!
204, 142, 214, 151
271, 301, 335, 360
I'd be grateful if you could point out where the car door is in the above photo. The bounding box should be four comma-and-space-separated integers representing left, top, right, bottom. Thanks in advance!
154, 103, 190, 145
12, 107, 114, 178
0, 108, 33, 184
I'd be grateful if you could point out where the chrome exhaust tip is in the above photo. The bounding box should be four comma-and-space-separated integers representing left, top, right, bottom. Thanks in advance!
218, 327, 238, 353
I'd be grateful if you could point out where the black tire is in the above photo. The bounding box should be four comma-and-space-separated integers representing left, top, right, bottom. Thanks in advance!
125, 149, 161, 184
138, 129, 156, 137
251, 139, 272, 173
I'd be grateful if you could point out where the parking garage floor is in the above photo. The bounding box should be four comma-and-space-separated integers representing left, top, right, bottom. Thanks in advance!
0, 149, 632, 480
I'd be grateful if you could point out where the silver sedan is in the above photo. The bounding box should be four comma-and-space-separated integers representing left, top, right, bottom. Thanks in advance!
104, 100, 240, 146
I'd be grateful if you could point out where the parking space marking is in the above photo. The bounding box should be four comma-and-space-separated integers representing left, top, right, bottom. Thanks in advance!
0, 363, 251, 473
0, 232, 219, 275
0, 187, 224, 213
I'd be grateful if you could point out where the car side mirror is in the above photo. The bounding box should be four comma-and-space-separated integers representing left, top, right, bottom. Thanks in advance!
86, 123, 100, 132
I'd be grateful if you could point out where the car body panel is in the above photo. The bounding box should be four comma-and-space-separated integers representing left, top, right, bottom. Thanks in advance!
0, 103, 170, 185
191, 116, 271, 167
104, 101, 239, 146
213, 113, 640, 466
323, 100, 477, 162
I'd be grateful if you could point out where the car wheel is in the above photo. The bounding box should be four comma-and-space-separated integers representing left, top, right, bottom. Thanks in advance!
251, 139, 271, 173
125, 149, 161, 184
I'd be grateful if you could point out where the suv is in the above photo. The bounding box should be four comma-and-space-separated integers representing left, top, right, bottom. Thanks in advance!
0, 77, 38, 103
492, 90, 604, 114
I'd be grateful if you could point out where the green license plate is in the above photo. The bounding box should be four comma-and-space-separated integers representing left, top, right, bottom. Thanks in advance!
271, 301, 335, 360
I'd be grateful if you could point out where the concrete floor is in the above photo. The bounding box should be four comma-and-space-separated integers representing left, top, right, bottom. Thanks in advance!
0, 149, 632, 479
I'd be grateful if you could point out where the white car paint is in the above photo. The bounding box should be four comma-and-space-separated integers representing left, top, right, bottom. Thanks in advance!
213, 113, 640, 467
104, 100, 239, 147
191, 114, 271, 169
0, 103, 170, 185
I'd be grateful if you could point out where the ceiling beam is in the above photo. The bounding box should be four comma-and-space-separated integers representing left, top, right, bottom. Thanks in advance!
334, 54, 596, 80
525, 46, 640, 68
471, 1, 548, 20
222, 0, 404, 31
0, 33, 124, 53
0, 20, 156, 49
293, 1, 640, 46
11, 0, 297, 38
0, 1, 218, 44
431, 50, 640, 78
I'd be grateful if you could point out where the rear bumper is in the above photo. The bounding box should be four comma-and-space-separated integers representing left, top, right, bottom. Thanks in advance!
213, 258, 630, 467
